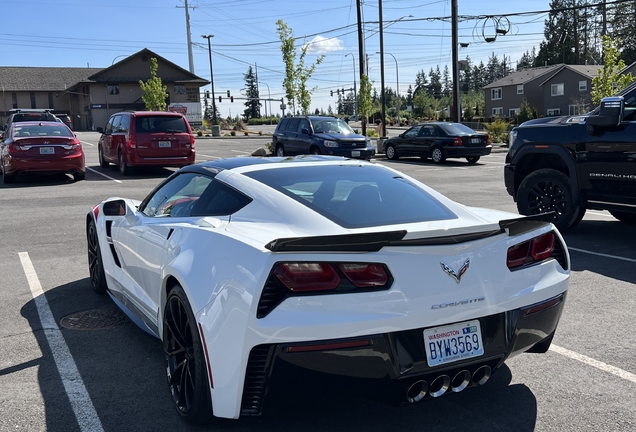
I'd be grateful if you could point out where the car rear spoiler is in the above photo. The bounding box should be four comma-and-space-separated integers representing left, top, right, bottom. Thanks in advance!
264, 213, 554, 252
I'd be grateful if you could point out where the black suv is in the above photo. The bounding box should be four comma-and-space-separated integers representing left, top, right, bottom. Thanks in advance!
505, 84, 636, 231
273, 116, 375, 159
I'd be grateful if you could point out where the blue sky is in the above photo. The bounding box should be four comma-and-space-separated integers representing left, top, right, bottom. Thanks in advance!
1, 0, 553, 117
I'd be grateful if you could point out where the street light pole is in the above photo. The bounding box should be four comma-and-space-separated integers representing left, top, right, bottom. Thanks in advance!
345, 53, 357, 118
201, 34, 217, 125
378, 51, 399, 127
259, 81, 272, 125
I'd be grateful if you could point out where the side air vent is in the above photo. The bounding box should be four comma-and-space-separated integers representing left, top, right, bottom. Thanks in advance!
240, 345, 275, 416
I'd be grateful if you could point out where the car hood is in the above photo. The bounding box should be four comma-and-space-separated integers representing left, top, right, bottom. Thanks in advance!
314, 132, 367, 141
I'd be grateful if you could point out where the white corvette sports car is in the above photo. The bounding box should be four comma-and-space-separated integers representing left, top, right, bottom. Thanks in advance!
86, 156, 569, 423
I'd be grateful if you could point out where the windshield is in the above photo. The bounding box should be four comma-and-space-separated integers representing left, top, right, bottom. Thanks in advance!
311, 118, 355, 135
245, 165, 456, 228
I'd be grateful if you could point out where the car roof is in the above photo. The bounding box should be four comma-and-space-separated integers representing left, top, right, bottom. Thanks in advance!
114, 111, 184, 117
178, 155, 358, 175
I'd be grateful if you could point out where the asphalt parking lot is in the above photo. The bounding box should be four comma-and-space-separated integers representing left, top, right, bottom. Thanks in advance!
1, 132, 634, 431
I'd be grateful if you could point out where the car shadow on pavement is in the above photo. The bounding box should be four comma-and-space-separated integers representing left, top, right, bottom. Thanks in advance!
0, 173, 80, 187
20, 278, 539, 432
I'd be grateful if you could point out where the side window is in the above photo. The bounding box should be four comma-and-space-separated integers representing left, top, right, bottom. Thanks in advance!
118, 115, 130, 133
140, 173, 214, 218
404, 126, 421, 138
190, 180, 253, 217
288, 118, 300, 133
111, 116, 122, 133
104, 117, 115, 134
277, 118, 288, 132
298, 119, 310, 133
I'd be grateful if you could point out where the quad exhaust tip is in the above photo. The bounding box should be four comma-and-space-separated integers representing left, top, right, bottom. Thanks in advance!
451, 370, 471, 393
471, 365, 492, 386
406, 380, 428, 403
429, 375, 451, 398
405, 365, 492, 403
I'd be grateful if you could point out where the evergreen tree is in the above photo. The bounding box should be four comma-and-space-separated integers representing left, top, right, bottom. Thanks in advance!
406, 85, 413, 108
517, 49, 536, 70
611, 1, 636, 64
460, 56, 474, 93
442, 65, 452, 97
242, 66, 261, 121
427, 67, 442, 98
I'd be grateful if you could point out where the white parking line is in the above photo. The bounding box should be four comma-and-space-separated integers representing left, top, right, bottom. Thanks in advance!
568, 247, 636, 263
79, 141, 94, 147
587, 210, 614, 218
551, 345, 636, 385
19, 252, 105, 432
196, 154, 220, 159
85, 167, 122, 183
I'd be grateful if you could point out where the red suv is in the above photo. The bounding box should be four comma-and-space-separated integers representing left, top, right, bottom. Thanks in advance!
98, 111, 196, 175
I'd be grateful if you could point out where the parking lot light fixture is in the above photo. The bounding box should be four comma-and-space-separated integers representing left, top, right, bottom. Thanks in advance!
201, 35, 217, 125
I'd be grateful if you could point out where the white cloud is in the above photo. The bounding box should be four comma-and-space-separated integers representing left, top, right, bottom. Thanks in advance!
303, 35, 343, 54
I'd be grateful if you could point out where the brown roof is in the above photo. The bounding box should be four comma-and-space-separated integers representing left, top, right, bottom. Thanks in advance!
0, 67, 103, 92
483, 64, 562, 89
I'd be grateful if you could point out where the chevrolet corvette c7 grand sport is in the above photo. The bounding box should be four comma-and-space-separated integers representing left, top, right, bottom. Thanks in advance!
86, 156, 569, 424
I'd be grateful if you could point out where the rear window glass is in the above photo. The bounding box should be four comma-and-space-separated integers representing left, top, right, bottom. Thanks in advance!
439, 123, 477, 135
245, 165, 456, 228
136, 116, 188, 133
13, 124, 73, 138
11, 113, 56, 122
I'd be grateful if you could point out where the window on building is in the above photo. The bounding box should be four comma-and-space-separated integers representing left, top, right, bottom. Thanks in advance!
491, 88, 502, 100
509, 108, 520, 117
30, 92, 36, 109
517, 85, 524, 95
492, 107, 503, 116
551, 83, 564, 96
174, 84, 186, 95
579, 81, 587, 91
547, 108, 561, 116
11, 92, 18, 108
107, 84, 120, 95
569, 105, 583, 115
48, 92, 54, 109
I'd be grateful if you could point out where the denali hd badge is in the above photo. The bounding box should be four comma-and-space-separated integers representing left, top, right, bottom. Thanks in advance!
440, 258, 470, 284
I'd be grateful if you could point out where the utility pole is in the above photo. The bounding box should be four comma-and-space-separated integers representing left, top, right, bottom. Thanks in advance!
177, 0, 195, 73
356, 0, 366, 135
378, 0, 387, 138
451, 0, 460, 122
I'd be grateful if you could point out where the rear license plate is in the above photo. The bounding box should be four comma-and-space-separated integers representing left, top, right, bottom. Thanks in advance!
424, 320, 484, 367
158, 141, 171, 148
471, 138, 481, 144
351, 150, 361, 157
39, 147, 54, 154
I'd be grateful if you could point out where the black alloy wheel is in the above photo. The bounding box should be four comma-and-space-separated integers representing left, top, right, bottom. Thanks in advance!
431, 146, 446, 164
164, 285, 213, 424
275, 144, 285, 157
87, 220, 107, 294
98, 145, 109, 168
516, 168, 583, 231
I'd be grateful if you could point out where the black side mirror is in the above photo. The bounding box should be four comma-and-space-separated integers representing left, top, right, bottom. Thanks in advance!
587, 96, 623, 127
96, 126, 104, 134
103, 199, 127, 216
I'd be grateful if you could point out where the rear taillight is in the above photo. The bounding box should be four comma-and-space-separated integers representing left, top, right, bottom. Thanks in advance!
7, 144, 25, 154
507, 232, 556, 269
190, 134, 195, 147
338, 263, 388, 287
273, 263, 340, 291
486, 135, 491, 145
62, 140, 82, 153
127, 134, 136, 149
453, 137, 462, 146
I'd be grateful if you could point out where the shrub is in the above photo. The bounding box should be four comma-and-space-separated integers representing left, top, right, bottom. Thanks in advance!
230, 130, 236, 136
365, 129, 379, 138
484, 118, 510, 144
197, 130, 203, 137
264, 142, 274, 154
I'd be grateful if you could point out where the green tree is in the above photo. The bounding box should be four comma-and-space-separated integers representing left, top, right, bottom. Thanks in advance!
139, 58, 167, 111
516, 98, 536, 124
358, 75, 373, 122
591, 35, 636, 106
275, 20, 324, 114
243, 66, 261, 120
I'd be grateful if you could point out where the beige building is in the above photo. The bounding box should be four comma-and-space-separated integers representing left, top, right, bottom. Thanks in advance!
0, 48, 209, 130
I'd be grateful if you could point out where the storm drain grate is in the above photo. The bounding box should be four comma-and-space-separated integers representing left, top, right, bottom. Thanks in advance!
60, 305, 130, 330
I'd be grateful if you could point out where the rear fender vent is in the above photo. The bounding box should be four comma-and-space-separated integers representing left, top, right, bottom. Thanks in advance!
240, 345, 275, 416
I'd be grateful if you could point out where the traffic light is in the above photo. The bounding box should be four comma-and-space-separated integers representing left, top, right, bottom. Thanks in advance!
219, 96, 222, 103
205, 90, 210, 99
230, 96, 234, 102
330, 90, 333, 96
226, 90, 230, 97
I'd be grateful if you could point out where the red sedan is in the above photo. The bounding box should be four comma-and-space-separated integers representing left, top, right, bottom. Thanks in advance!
1, 121, 85, 183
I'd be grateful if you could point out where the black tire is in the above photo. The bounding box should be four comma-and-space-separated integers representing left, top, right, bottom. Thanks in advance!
118, 151, 131, 176
516, 168, 582, 232
275, 144, 285, 157
74, 171, 86, 181
609, 210, 636, 224
87, 220, 107, 294
2, 167, 14, 184
466, 156, 480, 164
164, 284, 213, 425
385, 144, 398, 160
431, 146, 446, 164
310, 146, 321, 155
98, 145, 109, 168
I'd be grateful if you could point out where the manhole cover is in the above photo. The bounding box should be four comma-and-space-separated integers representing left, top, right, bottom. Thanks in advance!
60, 305, 130, 330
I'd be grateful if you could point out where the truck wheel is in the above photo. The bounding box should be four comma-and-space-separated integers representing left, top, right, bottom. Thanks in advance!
609, 210, 636, 224
516, 168, 582, 232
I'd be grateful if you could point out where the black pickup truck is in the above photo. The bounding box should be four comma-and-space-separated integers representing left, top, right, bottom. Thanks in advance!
504, 84, 636, 231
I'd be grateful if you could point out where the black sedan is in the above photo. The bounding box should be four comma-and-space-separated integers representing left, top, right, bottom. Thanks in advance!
383, 122, 492, 164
